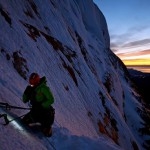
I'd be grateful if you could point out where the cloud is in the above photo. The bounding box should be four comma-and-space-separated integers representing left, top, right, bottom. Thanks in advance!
110, 36, 150, 53
136, 49, 150, 55
122, 39, 150, 48
110, 25, 150, 51
110, 31, 135, 49
127, 25, 150, 34
110, 43, 118, 51
116, 49, 150, 58
115, 49, 150, 65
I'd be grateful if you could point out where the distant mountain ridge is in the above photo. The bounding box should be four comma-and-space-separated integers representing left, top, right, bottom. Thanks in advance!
128, 68, 150, 105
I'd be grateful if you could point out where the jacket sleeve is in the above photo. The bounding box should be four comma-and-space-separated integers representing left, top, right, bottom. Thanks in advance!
22, 86, 33, 103
41, 86, 54, 109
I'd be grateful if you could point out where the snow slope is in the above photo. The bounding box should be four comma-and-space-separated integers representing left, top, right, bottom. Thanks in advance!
0, 0, 149, 149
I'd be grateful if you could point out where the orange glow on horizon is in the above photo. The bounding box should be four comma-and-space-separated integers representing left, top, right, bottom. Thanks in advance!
123, 59, 150, 65
115, 49, 150, 66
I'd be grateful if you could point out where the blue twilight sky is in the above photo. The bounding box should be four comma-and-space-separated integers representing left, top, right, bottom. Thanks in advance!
93, 0, 150, 66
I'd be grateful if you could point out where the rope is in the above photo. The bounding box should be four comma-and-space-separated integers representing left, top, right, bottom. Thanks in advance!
0, 102, 30, 110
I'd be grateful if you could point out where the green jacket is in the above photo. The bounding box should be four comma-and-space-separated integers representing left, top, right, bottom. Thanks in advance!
23, 77, 54, 109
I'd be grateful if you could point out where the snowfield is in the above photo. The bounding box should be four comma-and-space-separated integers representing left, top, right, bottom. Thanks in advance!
0, 0, 149, 149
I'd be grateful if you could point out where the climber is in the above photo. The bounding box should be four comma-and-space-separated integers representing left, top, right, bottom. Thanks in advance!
22, 73, 55, 137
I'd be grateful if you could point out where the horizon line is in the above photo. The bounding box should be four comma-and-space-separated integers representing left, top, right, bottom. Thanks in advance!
126, 65, 150, 67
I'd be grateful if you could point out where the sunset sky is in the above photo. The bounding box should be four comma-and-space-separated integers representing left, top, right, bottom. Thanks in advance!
93, 0, 150, 72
